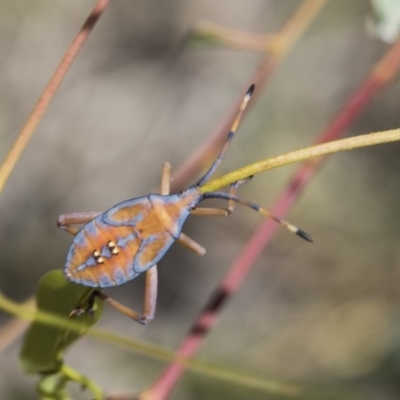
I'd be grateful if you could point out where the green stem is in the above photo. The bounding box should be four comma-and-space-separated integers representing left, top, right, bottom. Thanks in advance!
200, 129, 400, 193
0, 292, 300, 396
61, 364, 104, 400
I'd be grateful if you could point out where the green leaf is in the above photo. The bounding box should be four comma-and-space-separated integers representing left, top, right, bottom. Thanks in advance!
19, 270, 103, 374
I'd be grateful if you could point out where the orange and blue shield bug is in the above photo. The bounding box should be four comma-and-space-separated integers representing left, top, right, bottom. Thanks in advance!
58, 84, 312, 324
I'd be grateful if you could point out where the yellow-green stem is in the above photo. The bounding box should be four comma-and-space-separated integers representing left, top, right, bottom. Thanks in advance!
200, 129, 400, 193
61, 365, 103, 400
0, 292, 299, 396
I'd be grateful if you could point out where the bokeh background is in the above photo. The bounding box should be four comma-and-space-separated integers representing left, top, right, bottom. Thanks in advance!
1, 1, 400, 399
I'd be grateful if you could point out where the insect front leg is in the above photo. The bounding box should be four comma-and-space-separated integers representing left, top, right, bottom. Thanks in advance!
57, 212, 101, 235
191, 177, 253, 217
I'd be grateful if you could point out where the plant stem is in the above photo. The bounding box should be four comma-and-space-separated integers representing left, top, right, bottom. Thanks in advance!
0, 0, 110, 196
200, 129, 400, 193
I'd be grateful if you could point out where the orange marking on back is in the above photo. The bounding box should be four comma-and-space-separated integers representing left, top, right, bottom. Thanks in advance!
138, 233, 170, 267
106, 202, 152, 224
77, 265, 98, 284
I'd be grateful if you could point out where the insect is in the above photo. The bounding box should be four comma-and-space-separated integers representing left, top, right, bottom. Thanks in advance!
58, 84, 312, 324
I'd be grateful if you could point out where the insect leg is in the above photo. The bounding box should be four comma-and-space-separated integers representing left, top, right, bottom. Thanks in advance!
70, 284, 152, 323
70, 289, 101, 317
190, 207, 229, 216
163, 159, 206, 255
57, 212, 101, 235
177, 233, 206, 256
225, 177, 253, 214
191, 177, 253, 217
93, 291, 142, 322
140, 265, 158, 324
160, 162, 171, 195
81, 266, 158, 324
179, 178, 253, 254
68, 288, 101, 317
71, 288, 147, 323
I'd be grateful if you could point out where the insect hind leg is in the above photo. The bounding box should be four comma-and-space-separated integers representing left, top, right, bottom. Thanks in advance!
74, 266, 158, 324
57, 212, 101, 236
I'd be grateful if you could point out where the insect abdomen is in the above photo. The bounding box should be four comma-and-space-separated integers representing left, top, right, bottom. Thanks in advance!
64, 217, 144, 287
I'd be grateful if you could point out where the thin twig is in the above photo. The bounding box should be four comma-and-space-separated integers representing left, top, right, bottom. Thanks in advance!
0, 0, 110, 196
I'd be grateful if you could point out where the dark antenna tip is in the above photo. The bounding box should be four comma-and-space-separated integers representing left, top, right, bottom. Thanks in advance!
296, 229, 313, 243
247, 84, 256, 96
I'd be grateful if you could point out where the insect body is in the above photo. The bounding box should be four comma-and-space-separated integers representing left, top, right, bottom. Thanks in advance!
58, 84, 311, 323
64, 188, 200, 287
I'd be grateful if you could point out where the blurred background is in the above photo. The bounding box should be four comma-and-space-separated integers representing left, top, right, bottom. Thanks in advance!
1, 0, 400, 399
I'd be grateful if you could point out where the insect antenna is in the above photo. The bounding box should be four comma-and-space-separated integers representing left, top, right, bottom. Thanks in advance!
196, 84, 255, 187
202, 191, 313, 242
